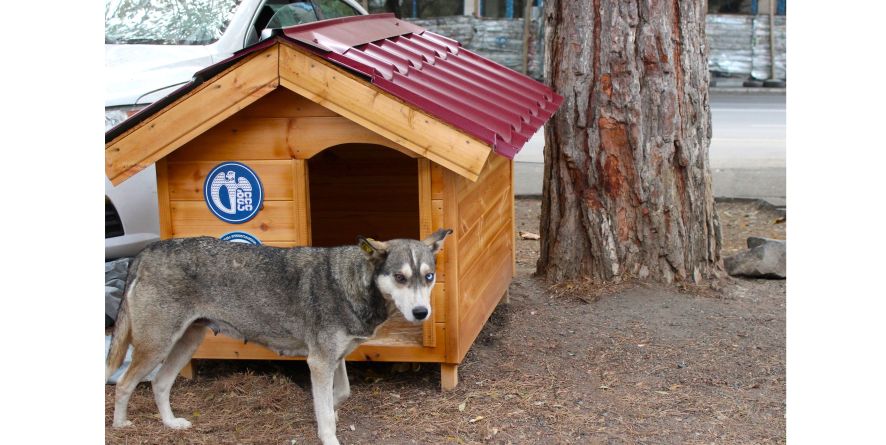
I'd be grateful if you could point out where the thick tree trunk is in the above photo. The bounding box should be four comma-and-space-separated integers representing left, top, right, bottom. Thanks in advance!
537, 0, 723, 283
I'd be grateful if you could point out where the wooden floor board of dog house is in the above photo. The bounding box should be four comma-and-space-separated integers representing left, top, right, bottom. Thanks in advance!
348, 324, 445, 362
363, 315, 423, 346
191, 324, 445, 362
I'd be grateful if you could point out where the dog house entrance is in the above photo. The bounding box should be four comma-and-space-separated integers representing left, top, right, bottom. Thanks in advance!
308, 143, 424, 347
308, 143, 420, 247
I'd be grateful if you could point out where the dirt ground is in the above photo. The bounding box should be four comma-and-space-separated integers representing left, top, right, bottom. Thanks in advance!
105, 199, 786, 444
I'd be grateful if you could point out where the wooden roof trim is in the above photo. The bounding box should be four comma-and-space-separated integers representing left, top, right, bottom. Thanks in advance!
105, 46, 281, 185
106, 41, 492, 184
277, 43, 491, 182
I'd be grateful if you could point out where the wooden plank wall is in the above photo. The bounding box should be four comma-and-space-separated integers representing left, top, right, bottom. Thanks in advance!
164, 89, 323, 247
452, 155, 515, 362
430, 162, 447, 330
418, 161, 450, 348
164, 90, 416, 246
166, 88, 449, 363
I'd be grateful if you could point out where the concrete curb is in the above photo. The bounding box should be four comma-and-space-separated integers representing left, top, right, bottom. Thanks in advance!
715, 196, 786, 218
514, 195, 786, 217
710, 87, 785, 95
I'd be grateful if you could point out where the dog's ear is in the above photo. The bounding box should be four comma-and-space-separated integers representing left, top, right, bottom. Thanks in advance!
357, 236, 388, 259
422, 228, 453, 255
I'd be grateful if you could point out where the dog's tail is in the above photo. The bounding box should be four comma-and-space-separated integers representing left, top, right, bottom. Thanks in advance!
106, 257, 139, 382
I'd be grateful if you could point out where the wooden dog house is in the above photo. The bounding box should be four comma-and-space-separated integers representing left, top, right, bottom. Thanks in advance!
105, 14, 561, 390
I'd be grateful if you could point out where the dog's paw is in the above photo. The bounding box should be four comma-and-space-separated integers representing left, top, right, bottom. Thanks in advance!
164, 417, 192, 430
319, 435, 341, 445
112, 420, 133, 429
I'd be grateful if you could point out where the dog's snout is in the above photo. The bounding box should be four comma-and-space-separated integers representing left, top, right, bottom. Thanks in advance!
412, 306, 429, 321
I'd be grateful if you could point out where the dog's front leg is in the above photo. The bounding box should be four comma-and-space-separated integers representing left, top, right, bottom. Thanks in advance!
307, 354, 340, 445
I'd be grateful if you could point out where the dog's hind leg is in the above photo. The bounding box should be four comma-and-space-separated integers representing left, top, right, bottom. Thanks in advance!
307, 354, 341, 445
112, 343, 168, 428
151, 324, 204, 429
332, 359, 350, 411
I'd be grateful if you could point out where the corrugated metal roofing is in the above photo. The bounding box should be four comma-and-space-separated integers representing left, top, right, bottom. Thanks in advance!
107, 13, 562, 159
282, 13, 562, 158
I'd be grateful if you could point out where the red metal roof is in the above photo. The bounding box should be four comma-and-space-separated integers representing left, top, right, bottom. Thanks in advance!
106, 14, 563, 159
281, 13, 563, 158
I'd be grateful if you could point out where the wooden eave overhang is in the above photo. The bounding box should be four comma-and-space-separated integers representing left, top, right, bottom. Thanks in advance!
105, 39, 492, 185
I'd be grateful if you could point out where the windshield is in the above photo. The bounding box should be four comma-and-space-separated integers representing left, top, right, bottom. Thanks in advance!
105, 0, 243, 45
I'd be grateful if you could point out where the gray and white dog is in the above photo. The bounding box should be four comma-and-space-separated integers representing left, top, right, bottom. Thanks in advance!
106, 228, 451, 445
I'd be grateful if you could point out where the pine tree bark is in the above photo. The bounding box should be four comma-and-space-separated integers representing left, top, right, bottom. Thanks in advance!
537, 0, 723, 283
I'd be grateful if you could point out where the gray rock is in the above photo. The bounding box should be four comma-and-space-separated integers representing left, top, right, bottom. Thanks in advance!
724, 237, 786, 279
746, 236, 769, 249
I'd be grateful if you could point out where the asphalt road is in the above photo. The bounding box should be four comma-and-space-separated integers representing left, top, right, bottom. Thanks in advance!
513, 92, 786, 205
709, 93, 785, 168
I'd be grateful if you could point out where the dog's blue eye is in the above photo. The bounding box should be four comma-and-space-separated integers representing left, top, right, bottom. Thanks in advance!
425, 273, 434, 282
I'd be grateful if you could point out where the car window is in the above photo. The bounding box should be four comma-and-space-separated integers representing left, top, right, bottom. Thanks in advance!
313, 0, 358, 20
265, 2, 319, 28
105, 0, 243, 45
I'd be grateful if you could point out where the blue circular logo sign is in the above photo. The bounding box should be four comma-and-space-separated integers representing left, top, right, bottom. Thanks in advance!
220, 231, 262, 245
204, 162, 263, 224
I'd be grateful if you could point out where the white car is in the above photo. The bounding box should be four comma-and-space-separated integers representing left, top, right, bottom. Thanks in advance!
104, 0, 368, 259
